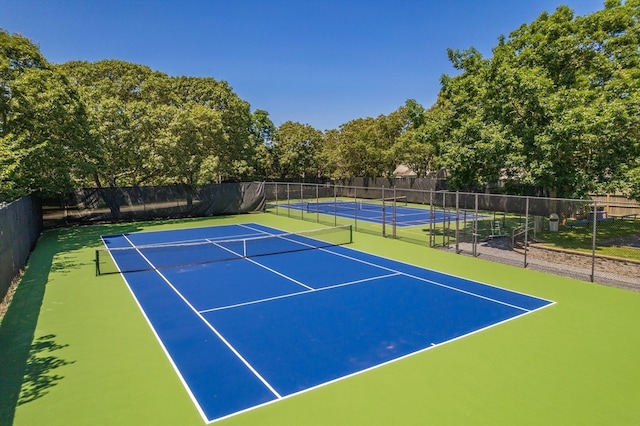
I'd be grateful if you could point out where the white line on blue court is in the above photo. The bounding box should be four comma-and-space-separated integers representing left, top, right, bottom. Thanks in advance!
198, 272, 401, 313
122, 234, 284, 400
208, 237, 316, 291
103, 223, 556, 424
321, 247, 534, 312
240, 223, 535, 312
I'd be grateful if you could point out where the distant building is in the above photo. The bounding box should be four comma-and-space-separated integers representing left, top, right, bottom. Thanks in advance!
392, 164, 417, 178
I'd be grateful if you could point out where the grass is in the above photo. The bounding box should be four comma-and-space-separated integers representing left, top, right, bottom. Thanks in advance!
1, 213, 639, 426
538, 219, 640, 260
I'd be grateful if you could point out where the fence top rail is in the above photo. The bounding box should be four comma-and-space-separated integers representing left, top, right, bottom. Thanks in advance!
1, 196, 29, 210
263, 181, 602, 204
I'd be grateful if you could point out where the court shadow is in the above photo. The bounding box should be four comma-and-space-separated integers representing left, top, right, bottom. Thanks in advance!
0, 216, 232, 424
18, 334, 75, 405
0, 222, 141, 424
0, 233, 53, 425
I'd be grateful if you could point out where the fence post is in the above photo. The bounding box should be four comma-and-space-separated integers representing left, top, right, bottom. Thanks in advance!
591, 200, 597, 282
287, 183, 291, 217
354, 187, 358, 231
473, 193, 479, 257
315, 183, 319, 223
442, 191, 448, 248
455, 191, 460, 253
392, 186, 397, 239
334, 184, 337, 227
382, 185, 386, 237
300, 182, 304, 221
429, 191, 434, 247
524, 197, 529, 268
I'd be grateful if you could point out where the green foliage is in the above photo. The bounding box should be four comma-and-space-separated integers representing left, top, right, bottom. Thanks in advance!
248, 110, 276, 178
622, 160, 640, 199
318, 102, 420, 179
58, 61, 255, 188
0, 30, 95, 202
159, 104, 225, 185
271, 121, 323, 179
435, 1, 640, 198
2, 1, 638, 200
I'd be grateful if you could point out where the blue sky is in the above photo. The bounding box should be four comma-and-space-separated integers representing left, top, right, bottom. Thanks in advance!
1, 0, 605, 131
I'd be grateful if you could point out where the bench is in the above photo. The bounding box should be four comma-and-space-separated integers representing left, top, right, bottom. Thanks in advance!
610, 213, 638, 220
567, 217, 615, 227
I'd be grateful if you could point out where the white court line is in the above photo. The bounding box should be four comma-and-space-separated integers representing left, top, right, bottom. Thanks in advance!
121, 235, 283, 400
199, 272, 400, 314
240, 224, 537, 313
102, 230, 269, 254
126, 232, 265, 247
205, 297, 547, 425
110, 225, 555, 424
204, 225, 555, 424
101, 236, 211, 424
208, 238, 315, 291
337, 240, 555, 306
322, 247, 533, 312
245, 257, 315, 290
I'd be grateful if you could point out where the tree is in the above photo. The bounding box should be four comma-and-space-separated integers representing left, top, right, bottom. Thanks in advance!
324, 108, 413, 178
158, 103, 226, 186
436, 1, 640, 197
335, 117, 381, 177
316, 129, 341, 178
272, 121, 323, 179
392, 101, 442, 177
0, 30, 95, 202
249, 109, 276, 178
167, 76, 254, 181
375, 108, 409, 176
59, 60, 168, 190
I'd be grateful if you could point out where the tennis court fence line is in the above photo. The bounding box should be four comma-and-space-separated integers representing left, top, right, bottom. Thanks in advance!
0, 195, 42, 301
264, 181, 640, 291
42, 182, 265, 227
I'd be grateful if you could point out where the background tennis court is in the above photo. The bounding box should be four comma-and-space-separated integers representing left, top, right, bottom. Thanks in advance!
1, 214, 638, 426
101, 222, 552, 422
274, 198, 484, 227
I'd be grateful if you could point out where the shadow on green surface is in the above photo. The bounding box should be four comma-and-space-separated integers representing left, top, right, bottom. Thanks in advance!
18, 334, 75, 406
0, 216, 238, 425
0, 221, 146, 425
0, 231, 55, 426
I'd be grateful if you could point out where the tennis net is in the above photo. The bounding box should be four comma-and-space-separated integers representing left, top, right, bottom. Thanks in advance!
359, 196, 407, 211
305, 196, 408, 214
96, 225, 353, 275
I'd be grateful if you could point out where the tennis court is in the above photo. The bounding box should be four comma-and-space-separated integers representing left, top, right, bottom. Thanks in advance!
100, 222, 553, 423
277, 198, 484, 227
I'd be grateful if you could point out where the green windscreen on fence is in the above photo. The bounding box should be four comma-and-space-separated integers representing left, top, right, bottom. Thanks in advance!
0, 195, 42, 300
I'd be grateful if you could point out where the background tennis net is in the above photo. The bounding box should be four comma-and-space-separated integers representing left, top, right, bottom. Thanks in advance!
96, 225, 352, 275
305, 196, 408, 214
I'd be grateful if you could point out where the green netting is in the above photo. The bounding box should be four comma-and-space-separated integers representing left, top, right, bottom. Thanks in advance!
0, 196, 42, 300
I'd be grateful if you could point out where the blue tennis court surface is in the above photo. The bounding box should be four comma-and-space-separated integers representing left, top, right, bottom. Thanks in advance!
276, 200, 484, 227
101, 223, 553, 423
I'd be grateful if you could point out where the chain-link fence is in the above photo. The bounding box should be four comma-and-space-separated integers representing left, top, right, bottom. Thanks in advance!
42, 182, 265, 227
0, 195, 42, 301
264, 182, 640, 290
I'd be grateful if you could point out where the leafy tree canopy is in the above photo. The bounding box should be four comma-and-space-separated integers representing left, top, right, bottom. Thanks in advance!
435, 0, 640, 198
2, 1, 638, 201
1, 30, 95, 202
